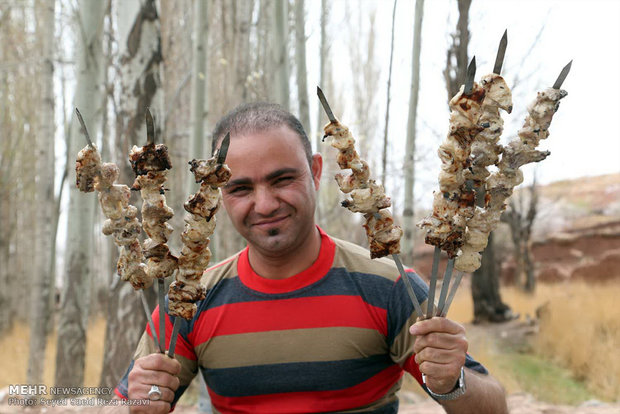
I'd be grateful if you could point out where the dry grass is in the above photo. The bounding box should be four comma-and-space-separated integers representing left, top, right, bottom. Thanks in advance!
532, 282, 620, 401
0, 317, 106, 390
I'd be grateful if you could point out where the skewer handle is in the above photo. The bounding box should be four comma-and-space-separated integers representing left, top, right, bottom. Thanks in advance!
426, 247, 441, 318
158, 279, 166, 353
139, 290, 160, 351
439, 271, 464, 317
436, 259, 455, 316
392, 253, 425, 319
167, 318, 182, 359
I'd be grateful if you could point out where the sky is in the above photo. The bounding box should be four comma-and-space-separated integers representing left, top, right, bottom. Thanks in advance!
306, 0, 620, 208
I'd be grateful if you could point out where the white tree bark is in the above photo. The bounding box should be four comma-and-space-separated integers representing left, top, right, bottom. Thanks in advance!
189, 0, 209, 180
54, 0, 106, 394
294, 0, 310, 134
381, 0, 398, 187
28, 0, 56, 386
314, 0, 328, 153
273, 0, 289, 109
402, 0, 424, 263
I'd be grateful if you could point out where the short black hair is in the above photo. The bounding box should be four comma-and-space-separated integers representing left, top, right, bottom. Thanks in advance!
211, 102, 313, 167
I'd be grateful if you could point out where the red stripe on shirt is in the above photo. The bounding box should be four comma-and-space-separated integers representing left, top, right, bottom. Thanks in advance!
207, 364, 403, 413
189, 295, 387, 345
404, 354, 424, 385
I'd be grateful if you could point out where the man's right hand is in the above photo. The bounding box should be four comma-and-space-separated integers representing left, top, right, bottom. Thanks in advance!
127, 353, 181, 413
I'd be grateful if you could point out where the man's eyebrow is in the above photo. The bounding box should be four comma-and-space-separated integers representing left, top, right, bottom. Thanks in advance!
224, 177, 251, 188
265, 167, 299, 181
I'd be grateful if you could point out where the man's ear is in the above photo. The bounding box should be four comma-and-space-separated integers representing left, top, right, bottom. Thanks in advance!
311, 153, 323, 191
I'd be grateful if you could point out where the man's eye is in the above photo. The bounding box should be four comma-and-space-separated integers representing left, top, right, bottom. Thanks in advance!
228, 186, 250, 194
275, 176, 293, 185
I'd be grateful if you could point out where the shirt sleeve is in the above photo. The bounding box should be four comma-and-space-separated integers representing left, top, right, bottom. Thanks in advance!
386, 270, 488, 389
114, 297, 199, 408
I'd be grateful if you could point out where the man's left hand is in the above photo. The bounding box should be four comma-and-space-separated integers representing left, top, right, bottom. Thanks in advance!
409, 317, 468, 394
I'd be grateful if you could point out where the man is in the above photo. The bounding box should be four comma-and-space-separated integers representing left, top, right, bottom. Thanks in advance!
111, 103, 508, 413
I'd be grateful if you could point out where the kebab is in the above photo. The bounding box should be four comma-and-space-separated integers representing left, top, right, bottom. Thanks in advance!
455, 62, 570, 274
435, 32, 513, 313
129, 109, 178, 354
439, 61, 572, 317
416, 56, 487, 317
74, 108, 159, 349
318, 87, 425, 319
166, 133, 232, 358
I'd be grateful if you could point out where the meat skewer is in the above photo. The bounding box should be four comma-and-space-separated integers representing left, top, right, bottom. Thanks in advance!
129, 109, 178, 354
74, 108, 159, 350
437, 32, 512, 315
440, 60, 571, 317
318, 87, 425, 319
167, 133, 232, 358
417, 56, 485, 318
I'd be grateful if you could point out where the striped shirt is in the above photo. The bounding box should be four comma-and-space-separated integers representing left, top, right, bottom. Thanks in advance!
115, 227, 486, 413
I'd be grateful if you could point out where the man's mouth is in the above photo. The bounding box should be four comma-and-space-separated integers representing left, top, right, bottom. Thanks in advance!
252, 216, 288, 229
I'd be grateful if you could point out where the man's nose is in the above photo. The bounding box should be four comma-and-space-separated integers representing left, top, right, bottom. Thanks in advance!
253, 186, 279, 215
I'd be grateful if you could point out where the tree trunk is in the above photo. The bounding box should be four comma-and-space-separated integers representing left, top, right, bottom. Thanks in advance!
314, 0, 328, 152
444, 0, 471, 101
28, 0, 56, 387
273, 0, 289, 109
189, 0, 209, 167
381, 0, 398, 186
402, 0, 424, 264
471, 233, 512, 323
98, 0, 162, 392
504, 180, 539, 293
294, 0, 310, 134
54, 0, 107, 396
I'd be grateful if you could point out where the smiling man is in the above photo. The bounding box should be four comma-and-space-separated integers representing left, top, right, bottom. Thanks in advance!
111, 103, 508, 414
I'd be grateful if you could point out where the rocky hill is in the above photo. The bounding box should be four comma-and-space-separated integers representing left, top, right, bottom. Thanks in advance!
528, 173, 620, 283
413, 173, 620, 284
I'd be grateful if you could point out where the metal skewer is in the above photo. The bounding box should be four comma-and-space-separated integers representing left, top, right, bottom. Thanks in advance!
317, 86, 425, 319
436, 258, 454, 316
167, 132, 231, 358
426, 247, 441, 318
144, 110, 167, 354
553, 60, 572, 90
146, 108, 155, 145
425, 57, 478, 319
439, 271, 464, 317
167, 318, 183, 358
139, 290, 160, 351
493, 30, 508, 75
438, 36, 504, 315
75, 108, 94, 147
440, 61, 572, 318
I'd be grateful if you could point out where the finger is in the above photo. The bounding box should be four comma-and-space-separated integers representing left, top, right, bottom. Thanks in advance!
139, 353, 182, 375
140, 370, 181, 392
139, 400, 171, 414
409, 316, 465, 337
415, 347, 466, 367
417, 360, 461, 381
142, 384, 176, 404
413, 331, 468, 354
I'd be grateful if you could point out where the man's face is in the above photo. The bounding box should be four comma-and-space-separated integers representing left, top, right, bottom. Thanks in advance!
220, 125, 322, 258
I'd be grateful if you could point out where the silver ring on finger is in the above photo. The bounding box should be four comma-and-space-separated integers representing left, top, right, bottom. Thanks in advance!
147, 384, 162, 401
